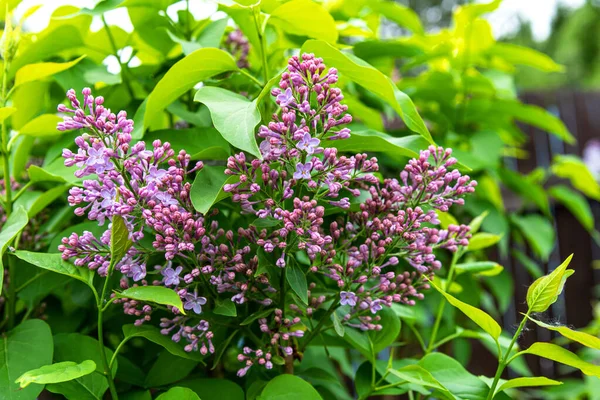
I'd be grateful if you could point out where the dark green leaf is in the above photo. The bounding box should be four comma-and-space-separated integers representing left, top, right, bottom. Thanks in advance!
121, 324, 205, 362
178, 378, 245, 400
286, 260, 308, 305
0, 320, 53, 400
190, 166, 236, 214
548, 185, 594, 232
13, 251, 94, 291
510, 214, 556, 261
156, 387, 200, 400
214, 298, 237, 317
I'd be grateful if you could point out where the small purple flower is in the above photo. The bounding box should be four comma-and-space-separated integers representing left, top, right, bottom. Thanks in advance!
184, 291, 207, 314
162, 265, 183, 286
340, 291, 358, 307
86, 146, 114, 173
276, 88, 294, 107
146, 166, 167, 184
130, 263, 146, 282
370, 299, 383, 314
293, 162, 312, 180
155, 192, 178, 206
296, 132, 320, 154
100, 188, 117, 208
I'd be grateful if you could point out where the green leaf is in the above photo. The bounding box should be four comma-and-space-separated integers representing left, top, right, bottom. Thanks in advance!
368, 0, 423, 34
116, 286, 185, 314
109, 214, 133, 273
369, 307, 401, 353
496, 376, 562, 394
214, 298, 237, 317
47, 333, 117, 400
418, 353, 489, 400
27, 165, 68, 183
527, 317, 600, 350
331, 312, 345, 337
551, 155, 600, 201
260, 374, 322, 400
121, 324, 205, 362
498, 168, 549, 215
526, 254, 574, 313
0, 107, 16, 123
510, 214, 556, 261
0, 320, 53, 400
329, 129, 426, 159
144, 48, 238, 129
494, 100, 574, 144
548, 185, 594, 232
16, 360, 96, 388
240, 308, 274, 326
14, 186, 69, 218
468, 211, 489, 234
269, 0, 338, 43
428, 279, 501, 340
156, 387, 200, 400
301, 40, 432, 143
144, 127, 230, 160
388, 365, 452, 398
190, 166, 236, 214
488, 43, 564, 72
13, 251, 94, 291
18, 114, 63, 137
9, 25, 84, 77
178, 378, 245, 400
0, 206, 28, 294
14, 55, 86, 88
517, 342, 600, 377
455, 261, 503, 277
286, 260, 308, 305
144, 352, 197, 388
467, 232, 502, 251
194, 86, 261, 158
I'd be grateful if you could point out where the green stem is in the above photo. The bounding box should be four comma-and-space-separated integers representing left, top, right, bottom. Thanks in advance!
252, 7, 269, 85
6, 256, 16, 329
485, 311, 530, 400
102, 15, 135, 100
300, 300, 339, 352
109, 337, 131, 370
426, 250, 461, 353
97, 261, 119, 399
239, 69, 263, 88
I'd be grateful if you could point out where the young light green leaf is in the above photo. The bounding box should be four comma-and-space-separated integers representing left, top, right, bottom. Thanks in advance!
190, 166, 236, 214
269, 0, 338, 43
110, 214, 133, 273
467, 232, 501, 251
194, 86, 261, 158
455, 261, 503, 277
437, 211, 459, 229
0, 320, 53, 400
368, 0, 423, 34
13, 251, 95, 290
116, 286, 185, 314
468, 210, 489, 234
496, 376, 562, 394
488, 43, 564, 72
143, 48, 238, 129
122, 324, 205, 362
0, 107, 16, 123
428, 278, 501, 341
526, 254, 574, 313
286, 260, 308, 305
0, 206, 28, 294
517, 342, 600, 377
551, 155, 600, 201
259, 374, 322, 400
526, 317, 600, 350
548, 185, 594, 232
156, 387, 200, 400
16, 360, 96, 388
18, 114, 63, 137
214, 298, 237, 317
388, 365, 452, 398
301, 40, 432, 143
14, 55, 86, 88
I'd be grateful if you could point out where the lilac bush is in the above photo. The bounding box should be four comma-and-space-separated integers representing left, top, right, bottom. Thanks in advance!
56, 53, 476, 378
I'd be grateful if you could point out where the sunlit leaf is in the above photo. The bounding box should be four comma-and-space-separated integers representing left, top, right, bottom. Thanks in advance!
0, 206, 29, 294
269, 0, 338, 43
517, 342, 600, 377
16, 360, 96, 388
115, 286, 185, 314
527, 317, 600, 350
14, 55, 86, 89
526, 254, 574, 313
551, 155, 600, 201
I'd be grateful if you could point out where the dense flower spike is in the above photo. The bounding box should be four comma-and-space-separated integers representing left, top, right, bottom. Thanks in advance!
57, 55, 476, 374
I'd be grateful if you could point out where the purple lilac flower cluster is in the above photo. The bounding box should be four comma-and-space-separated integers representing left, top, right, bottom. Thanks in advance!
224, 28, 250, 69
56, 53, 475, 378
